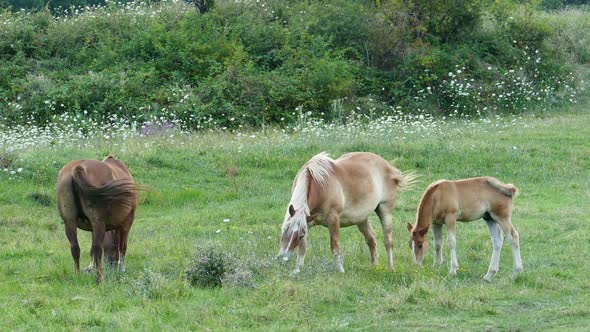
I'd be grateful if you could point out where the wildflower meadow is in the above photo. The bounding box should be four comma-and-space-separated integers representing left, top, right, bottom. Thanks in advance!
1, 0, 590, 330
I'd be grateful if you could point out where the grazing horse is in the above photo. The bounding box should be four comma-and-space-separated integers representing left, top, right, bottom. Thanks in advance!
278, 152, 416, 273
407, 177, 522, 281
57, 155, 137, 284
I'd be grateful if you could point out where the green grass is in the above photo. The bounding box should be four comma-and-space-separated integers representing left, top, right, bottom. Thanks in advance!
1, 105, 590, 330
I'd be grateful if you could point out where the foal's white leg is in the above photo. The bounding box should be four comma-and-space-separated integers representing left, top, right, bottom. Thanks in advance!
432, 223, 444, 266
294, 236, 307, 274
483, 220, 504, 282
445, 214, 459, 275
496, 216, 523, 278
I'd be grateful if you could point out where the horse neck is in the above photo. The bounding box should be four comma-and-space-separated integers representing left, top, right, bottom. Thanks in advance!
414, 187, 435, 231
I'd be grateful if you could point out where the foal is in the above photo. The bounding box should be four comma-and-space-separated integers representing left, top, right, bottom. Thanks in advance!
278, 152, 416, 273
57, 156, 137, 284
407, 177, 522, 281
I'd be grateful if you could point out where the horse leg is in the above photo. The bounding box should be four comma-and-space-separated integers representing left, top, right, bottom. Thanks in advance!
494, 214, 523, 278
327, 212, 344, 273
432, 223, 444, 266
483, 220, 504, 282
65, 222, 80, 273
117, 229, 129, 272
375, 203, 394, 270
294, 236, 307, 274
118, 209, 135, 272
357, 219, 378, 266
445, 213, 459, 275
84, 251, 95, 273
90, 220, 106, 284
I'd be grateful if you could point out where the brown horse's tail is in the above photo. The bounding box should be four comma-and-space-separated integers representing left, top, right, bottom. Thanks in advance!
72, 166, 136, 208
486, 177, 519, 198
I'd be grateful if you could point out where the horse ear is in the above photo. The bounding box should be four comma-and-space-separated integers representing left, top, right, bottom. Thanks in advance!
288, 205, 296, 217
407, 222, 413, 232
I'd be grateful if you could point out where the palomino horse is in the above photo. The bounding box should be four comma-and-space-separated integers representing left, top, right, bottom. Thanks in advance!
407, 177, 522, 281
278, 152, 416, 273
57, 155, 137, 284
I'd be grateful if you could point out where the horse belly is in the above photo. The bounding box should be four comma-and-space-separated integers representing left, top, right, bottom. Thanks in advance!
339, 207, 373, 227
76, 217, 93, 231
457, 205, 487, 222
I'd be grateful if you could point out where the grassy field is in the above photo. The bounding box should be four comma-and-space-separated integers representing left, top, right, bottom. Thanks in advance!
1, 104, 589, 330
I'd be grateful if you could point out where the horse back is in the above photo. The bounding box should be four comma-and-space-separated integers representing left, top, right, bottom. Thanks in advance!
103, 155, 134, 181
335, 152, 397, 191
330, 153, 397, 212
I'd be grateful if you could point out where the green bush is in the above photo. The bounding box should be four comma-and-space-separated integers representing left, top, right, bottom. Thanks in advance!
185, 246, 226, 288
0, 0, 586, 129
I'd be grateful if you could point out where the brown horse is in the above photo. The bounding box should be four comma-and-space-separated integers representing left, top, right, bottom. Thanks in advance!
278, 152, 416, 273
57, 155, 137, 284
407, 177, 522, 281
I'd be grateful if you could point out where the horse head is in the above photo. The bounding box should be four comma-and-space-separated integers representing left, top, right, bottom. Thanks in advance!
278, 204, 309, 260
407, 222, 428, 266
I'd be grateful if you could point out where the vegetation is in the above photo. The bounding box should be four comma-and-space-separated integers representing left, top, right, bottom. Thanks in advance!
1, 99, 589, 329
1, 1, 589, 330
0, 0, 588, 129
185, 245, 227, 288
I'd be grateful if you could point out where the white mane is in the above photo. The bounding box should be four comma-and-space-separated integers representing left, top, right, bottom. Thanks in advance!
281, 152, 335, 234
306, 152, 334, 188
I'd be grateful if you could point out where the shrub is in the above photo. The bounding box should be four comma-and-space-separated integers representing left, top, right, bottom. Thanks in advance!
130, 268, 166, 299
185, 246, 227, 288
0, 0, 586, 129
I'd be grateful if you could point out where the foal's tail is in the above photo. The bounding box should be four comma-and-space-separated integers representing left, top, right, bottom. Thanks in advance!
486, 177, 519, 198
73, 166, 137, 208
393, 170, 420, 192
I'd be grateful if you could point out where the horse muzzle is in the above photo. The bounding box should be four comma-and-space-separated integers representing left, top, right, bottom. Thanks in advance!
277, 248, 293, 262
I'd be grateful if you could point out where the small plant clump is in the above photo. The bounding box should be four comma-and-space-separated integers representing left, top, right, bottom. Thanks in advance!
185, 246, 227, 288
130, 268, 167, 300
222, 268, 255, 289
185, 246, 258, 288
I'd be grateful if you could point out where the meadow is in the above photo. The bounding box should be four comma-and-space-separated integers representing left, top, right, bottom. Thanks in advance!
1, 99, 589, 330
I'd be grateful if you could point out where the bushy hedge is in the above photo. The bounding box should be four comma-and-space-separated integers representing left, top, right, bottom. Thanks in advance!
0, 0, 586, 129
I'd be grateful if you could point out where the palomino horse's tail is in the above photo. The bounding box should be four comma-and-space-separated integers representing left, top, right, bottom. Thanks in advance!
393, 170, 420, 192
73, 166, 136, 208
486, 177, 519, 198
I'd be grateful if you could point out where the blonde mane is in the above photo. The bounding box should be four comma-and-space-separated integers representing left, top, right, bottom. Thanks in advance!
305, 152, 334, 188
282, 152, 335, 234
